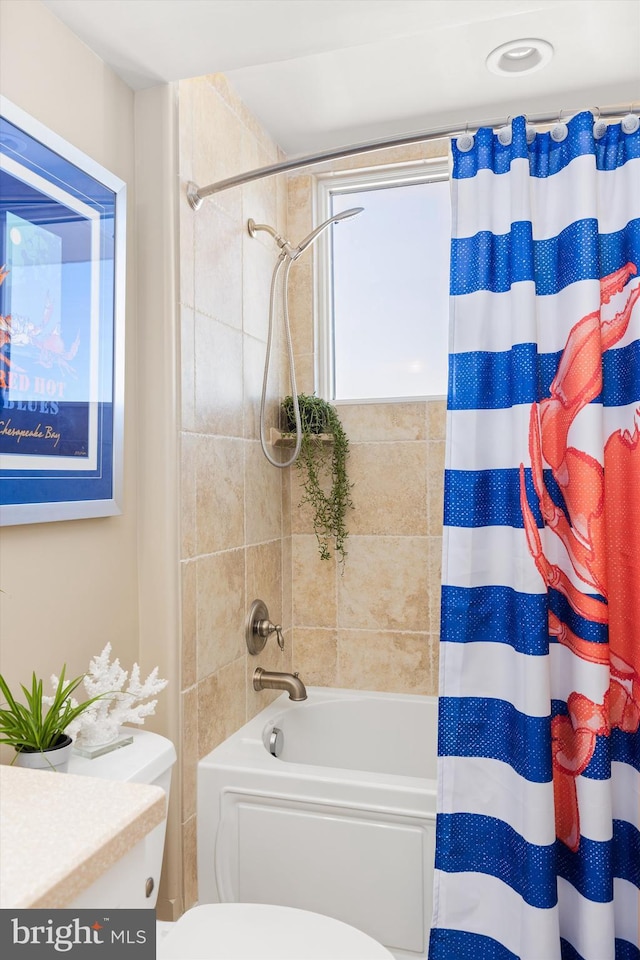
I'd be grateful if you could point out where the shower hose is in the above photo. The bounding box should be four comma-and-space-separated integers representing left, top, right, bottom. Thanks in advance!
260, 253, 302, 468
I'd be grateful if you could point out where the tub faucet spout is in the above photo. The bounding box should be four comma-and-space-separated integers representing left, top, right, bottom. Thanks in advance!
253, 668, 307, 701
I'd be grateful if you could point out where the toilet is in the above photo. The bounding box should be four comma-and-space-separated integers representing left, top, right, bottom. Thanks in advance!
68, 730, 394, 959
158, 902, 395, 959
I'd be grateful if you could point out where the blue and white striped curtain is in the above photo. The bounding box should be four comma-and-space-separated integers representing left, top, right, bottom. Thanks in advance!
429, 113, 640, 960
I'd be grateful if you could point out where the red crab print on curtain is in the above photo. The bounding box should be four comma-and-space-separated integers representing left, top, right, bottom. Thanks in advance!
519, 261, 640, 852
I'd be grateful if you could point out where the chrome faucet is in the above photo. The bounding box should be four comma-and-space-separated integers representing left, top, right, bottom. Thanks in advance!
253, 667, 307, 701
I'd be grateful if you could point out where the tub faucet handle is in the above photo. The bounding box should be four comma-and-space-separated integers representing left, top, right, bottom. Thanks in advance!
256, 618, 284, 651
246, 599, 286, 654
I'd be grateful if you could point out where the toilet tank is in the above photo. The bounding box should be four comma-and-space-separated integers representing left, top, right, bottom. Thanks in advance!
67, 729, 176, 909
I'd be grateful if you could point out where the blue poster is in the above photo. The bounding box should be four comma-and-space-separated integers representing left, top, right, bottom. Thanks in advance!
0, 99, 125, 523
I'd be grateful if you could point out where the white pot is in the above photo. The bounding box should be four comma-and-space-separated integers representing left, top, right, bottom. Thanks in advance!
14, 735, 73, 773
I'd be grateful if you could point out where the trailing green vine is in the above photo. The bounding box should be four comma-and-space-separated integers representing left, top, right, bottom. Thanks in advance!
282, 394, 353, 565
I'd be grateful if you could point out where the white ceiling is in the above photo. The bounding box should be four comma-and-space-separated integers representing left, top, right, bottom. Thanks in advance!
42, 0, 640, 156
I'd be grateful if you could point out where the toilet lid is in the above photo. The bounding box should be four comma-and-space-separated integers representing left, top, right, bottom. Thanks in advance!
157, 903, 395, 959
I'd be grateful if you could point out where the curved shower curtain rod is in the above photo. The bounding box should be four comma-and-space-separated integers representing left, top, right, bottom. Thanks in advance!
187, 103, 631, 209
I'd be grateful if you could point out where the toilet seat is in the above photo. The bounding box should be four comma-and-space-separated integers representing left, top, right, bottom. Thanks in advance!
157, 903, 395, 959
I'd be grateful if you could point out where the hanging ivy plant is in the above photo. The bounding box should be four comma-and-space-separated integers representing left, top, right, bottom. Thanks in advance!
282, 393, 354, 565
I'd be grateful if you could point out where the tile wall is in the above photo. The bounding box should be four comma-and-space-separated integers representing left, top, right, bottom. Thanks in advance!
177, 74, 292, 911
177, 79, 448, 910
287, 400, 445, 695
285, 142, 449, 698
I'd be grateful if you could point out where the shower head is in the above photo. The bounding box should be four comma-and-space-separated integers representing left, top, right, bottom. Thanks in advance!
294, 207, 364, 257
247, 206, 363, 261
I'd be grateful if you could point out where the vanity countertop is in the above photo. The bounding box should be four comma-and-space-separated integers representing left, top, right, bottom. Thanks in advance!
0, 764, 165, 909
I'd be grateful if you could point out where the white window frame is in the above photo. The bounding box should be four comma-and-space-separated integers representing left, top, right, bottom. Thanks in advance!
314, 157, 450, 403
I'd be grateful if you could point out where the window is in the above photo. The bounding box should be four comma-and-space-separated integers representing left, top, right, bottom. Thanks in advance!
315, 160, 451, 402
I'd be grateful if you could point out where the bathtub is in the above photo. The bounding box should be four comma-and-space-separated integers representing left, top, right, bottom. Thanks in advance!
198, 687, 438, 960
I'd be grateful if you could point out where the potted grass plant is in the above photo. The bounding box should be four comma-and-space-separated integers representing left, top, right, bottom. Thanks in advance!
0, 666, 107, 772
282, 393, 354, 565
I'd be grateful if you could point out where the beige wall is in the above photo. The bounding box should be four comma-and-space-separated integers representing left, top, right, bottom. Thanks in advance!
133, 84, 181, 920
0, 13, 447, 913
0, 1, 182, 918
0, 0, 140, 697
177, 74, 291, 911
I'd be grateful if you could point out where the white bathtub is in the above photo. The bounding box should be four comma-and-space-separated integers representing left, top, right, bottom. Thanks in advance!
197, 687, 438, 960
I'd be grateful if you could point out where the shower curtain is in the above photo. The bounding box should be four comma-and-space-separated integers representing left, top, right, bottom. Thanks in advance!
429, 112, 640, 960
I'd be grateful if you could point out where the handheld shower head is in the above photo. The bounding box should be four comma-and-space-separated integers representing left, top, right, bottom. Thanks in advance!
247, 207, 363, 263
294, 207, 364, 257
249, 204, 362, 469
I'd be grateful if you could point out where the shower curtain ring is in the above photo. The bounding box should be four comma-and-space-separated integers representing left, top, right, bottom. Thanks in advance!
497, 117, 512, 146
524, 115, 536, 144
592, 106, 607, 141
457, 121, 474, 153
621, 103, 639, 135
551, 108, 568, 142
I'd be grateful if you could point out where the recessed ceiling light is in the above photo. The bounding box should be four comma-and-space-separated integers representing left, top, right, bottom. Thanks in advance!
486, 38, 554, 76
504, 46, 536, 61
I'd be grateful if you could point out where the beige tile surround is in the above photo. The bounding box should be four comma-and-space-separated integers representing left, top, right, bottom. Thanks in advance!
178, 74, 292, 912
287, 401, 444, 697
285, 145, 448, 701
177, 74, 447, 911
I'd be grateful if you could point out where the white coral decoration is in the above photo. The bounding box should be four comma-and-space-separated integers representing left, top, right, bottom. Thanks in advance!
57, 644, 168, 747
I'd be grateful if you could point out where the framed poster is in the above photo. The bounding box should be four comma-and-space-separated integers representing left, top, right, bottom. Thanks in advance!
0, 96, 126, 525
